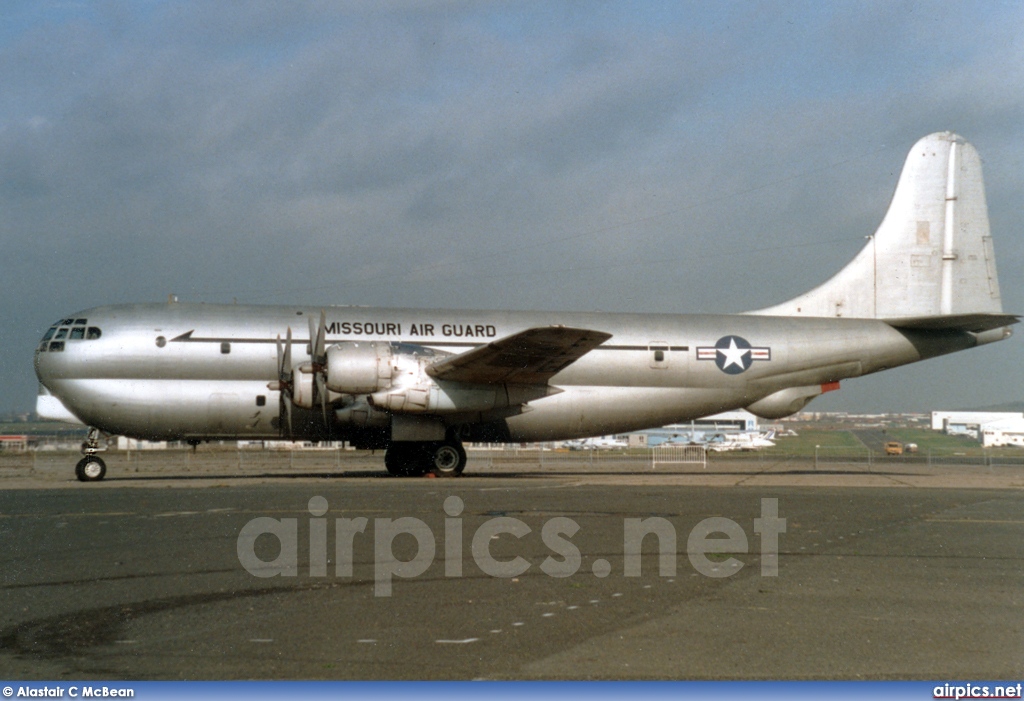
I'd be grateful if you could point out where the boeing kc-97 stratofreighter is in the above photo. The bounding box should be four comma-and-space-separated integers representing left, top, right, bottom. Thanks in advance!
34, 132, 1017, 481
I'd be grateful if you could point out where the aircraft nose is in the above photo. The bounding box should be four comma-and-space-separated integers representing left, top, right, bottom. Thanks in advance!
33, 346, 45, 381
34, 323, 58, 384
33, 314, 104, 385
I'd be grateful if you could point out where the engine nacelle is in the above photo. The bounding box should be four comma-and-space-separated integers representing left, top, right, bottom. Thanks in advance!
325, 342, 394, 394
368, 383, 556, 414
291, 366, 315, 409
303, 339, 557, 416
334, 397, 391, 428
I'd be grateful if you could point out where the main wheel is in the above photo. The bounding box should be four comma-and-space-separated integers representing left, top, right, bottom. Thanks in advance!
384, 443, 426, 476
426, 440, 466, 477
75, 456, 107, 482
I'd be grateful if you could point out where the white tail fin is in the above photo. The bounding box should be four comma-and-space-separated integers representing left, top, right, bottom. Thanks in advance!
750, 132, 1006, 322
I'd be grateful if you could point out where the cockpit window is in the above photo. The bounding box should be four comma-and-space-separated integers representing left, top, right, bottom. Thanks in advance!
37, 319, 99, 351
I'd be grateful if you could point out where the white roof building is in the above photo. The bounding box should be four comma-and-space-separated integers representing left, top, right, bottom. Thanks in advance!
931, 411, 1023, 432
979, 418, 1024, 448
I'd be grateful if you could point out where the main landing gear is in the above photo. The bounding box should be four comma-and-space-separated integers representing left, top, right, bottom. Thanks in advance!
75, 427, 107, 482
384, 439, 467, 477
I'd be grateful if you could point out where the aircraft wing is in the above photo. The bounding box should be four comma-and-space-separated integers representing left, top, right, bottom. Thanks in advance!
427, 326, 612, 385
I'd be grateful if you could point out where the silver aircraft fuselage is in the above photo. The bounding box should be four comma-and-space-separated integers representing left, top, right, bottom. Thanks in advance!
33, 301, 981, 444
32, 134, 1018, 480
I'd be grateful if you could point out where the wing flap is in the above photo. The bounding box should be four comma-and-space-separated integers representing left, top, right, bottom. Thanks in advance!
427, 326, 612, 385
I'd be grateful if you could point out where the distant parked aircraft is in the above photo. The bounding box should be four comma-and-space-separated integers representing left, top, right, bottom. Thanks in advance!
562, 435, 630, 450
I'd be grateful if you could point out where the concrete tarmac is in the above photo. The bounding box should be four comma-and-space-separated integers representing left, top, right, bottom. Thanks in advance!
1, 454, 1022, 680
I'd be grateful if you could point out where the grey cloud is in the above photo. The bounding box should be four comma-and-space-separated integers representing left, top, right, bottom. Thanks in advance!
2, 2, 1023, 415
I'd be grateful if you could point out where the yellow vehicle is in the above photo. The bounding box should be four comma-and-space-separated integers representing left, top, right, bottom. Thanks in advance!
884, 441, 904, 456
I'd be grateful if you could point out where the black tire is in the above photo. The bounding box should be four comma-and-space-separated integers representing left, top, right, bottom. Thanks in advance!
75, 456, 107, 482
427, 440, 466, 477
384, 443, 427, 476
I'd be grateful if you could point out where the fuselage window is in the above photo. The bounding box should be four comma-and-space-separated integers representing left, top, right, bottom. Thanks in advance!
221, 342, 231, 354
654, 350, 665, 362
87, 327, 102, 340
54, 328, 68, 340
62, 318, 74, 325
74, 318, 87, 325
49, 341, 64, 352
42, 327, 57, 342
256, 395, 266, 407
70, 327, 85, 340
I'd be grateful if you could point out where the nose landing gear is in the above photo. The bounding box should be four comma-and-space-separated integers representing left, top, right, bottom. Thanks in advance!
76, 427, 108, 482
75, 456, 107, 481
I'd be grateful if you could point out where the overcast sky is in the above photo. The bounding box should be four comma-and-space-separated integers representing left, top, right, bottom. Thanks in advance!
2, 1, 1022, 416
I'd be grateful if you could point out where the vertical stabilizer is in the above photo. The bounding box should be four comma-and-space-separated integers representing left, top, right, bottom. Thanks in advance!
750, 132, 1003, 319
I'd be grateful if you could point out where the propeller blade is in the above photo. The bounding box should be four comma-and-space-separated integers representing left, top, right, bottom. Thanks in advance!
315, 373, 328, 424
284, 327, 292, 374
306, 310, 329, 427
275, 330, 296, 439
308, 309, 326, 362
316, 309, 327, 360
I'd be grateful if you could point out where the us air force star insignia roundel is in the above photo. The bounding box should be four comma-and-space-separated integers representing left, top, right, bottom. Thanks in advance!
696, 335, 771, 375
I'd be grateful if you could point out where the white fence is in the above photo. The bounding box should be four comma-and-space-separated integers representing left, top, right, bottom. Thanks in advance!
651, 445, 707, 469
14, 447, 702, 475
465, 446, 707, 471
5, 443, 1022, 479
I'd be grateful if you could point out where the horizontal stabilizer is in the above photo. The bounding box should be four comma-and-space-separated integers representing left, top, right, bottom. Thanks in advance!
885, 313, 1020, 333
427, 326, 612, 385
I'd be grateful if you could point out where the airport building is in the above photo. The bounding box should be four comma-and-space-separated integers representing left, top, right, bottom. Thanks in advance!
116, 436, 172, 451
632, 410, 764, 447
663, 410, 759, 433
931, 411, 1024, 439
0, 435, 29, 453
979, 418, 1024, 448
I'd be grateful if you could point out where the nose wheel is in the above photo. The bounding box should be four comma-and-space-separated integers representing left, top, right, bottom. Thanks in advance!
75, 456, 107, 482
